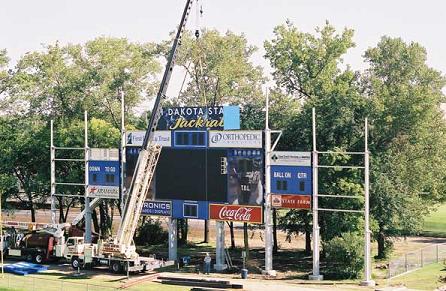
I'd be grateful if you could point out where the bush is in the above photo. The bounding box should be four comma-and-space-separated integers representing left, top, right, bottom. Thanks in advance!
323, 232, 364, 279
134, 218, 168, 246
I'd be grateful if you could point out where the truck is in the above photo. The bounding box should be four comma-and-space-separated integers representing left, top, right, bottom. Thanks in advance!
3, 222, 69, 264
61, 0, 195, 273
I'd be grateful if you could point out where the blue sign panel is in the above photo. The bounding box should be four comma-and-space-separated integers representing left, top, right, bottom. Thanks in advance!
270, 165, 312, 195
171, 200, 209, 220
157, 106, 240, 131
141, 200, 172, 216
88, 160, 120, 187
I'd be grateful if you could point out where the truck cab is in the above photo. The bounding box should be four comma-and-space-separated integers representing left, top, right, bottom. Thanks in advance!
64, 237, 85, 259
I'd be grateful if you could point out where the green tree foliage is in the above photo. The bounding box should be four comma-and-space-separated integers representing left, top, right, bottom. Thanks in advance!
266, 22, 366, 253
264, 21, 355, 100
323, 232, 364, 279
0, 49, 9, 95
0, 117, 49, 222
364, 37, 446, 258
1, 38, 160, 224
8, 37, 161, 124
267, 22, 446, 261
175, 29, 265, 106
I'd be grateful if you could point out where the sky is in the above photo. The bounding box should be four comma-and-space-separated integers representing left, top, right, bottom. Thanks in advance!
1, 0, 446, 102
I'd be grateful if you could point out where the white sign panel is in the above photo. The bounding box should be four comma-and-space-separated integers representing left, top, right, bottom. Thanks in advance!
270, 151, 311, 166
87, 185, 119, 199
126, 130, 171, 147
209, 130, 262, 148
90, 148, 119, 161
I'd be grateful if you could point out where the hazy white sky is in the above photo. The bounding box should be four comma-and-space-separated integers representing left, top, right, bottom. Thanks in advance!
2, 0, 445, 100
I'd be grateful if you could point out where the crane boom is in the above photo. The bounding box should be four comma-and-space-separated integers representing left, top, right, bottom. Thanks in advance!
103, 0, 194, 258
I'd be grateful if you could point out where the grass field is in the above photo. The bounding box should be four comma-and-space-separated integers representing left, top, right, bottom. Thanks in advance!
423, 204, 446, 237
386, 262, 446, 290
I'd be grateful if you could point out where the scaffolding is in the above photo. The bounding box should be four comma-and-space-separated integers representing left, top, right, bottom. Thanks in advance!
309, 108, 374, 286
50, 111, 92, 242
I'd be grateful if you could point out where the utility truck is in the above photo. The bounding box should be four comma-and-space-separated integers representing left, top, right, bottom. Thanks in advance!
61, 0, 194, 273
3, 222, 69, 264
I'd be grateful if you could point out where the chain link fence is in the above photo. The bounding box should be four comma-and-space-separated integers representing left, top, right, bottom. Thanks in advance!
388, 243, 446, 278
0, 273, 119, 291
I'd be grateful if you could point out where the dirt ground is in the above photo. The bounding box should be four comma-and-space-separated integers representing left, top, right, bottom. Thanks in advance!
4, 207, 446, 280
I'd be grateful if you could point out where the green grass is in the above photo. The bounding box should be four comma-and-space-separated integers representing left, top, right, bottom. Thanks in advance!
387, 262, 446, 290
423, 204, 446, 236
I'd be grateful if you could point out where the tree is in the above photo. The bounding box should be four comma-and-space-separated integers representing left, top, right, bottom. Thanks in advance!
174, 29, 265, 106
0, 117, 49, 222
364, 37, 446, 258
1, 38, 161, 225
265, 22, 365, 252
264, 21, 355, 100
0, 49, 9, 95
8, 37, 161, 124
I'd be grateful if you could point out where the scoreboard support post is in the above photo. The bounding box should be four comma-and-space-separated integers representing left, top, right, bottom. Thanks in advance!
168, 218, 178, 261
214, 221, 227, 271
263, 89, 276, 276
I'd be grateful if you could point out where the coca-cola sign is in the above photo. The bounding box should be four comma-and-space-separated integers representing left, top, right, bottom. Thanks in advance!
209, 204, 263, 224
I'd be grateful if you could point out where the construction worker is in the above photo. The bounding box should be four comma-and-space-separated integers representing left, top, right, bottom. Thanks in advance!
203, 252, 211, 274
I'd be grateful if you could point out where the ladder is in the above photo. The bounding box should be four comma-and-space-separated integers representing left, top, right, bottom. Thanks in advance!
116, 145, 161, 249
102, 144, 161, 258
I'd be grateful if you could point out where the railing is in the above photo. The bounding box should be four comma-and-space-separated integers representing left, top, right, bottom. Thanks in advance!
0, 273, 119, 291
388, 243, 446, 278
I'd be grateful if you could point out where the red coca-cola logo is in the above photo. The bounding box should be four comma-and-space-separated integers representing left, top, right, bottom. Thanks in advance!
209, 204, 262, 224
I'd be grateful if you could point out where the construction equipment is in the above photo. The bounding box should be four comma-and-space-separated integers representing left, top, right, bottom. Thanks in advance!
4, 223, 69, 263
64, 0, 194, 273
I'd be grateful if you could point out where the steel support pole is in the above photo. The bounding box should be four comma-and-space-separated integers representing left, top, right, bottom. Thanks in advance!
309, 108, 323, 280
84, 111, 92, 244
361, 118, 375, 286
168, 218, 177, 261
263, 89, 275, 276
50, 120, 57, 225
215, 221, 227, 271
120, 89, 126, 214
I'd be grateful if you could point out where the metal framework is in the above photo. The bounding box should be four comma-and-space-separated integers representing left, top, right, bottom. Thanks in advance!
50, 111, 92, 242
309, 108, 375, 286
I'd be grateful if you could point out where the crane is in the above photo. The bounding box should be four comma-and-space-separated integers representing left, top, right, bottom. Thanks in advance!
101, 0, 194, 259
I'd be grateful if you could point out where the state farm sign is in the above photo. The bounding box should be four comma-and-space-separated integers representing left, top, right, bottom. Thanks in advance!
209, 204, 263, 224
271, 194, 311, 209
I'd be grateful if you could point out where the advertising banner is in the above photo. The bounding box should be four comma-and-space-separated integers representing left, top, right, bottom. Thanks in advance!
227, 149, 263, 205
126, 130, 171, 147
89, 148, 119, 161
209, 204, 263, 224
271, 194, 311, 209
141, 200, 172, 216
270, 165, 312, 195
87, 185, 119, 199
271, 151, 311, 166
209, 131, 262, 148
157, 106, 240, 130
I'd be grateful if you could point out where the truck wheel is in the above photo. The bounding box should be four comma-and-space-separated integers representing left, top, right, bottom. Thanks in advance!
71, 257, 81, 269
111, 261, 122, 273
34, 254, 43, 264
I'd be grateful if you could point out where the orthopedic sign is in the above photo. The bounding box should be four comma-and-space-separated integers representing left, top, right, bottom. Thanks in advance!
209, 204, 263, 224
209, 130, 262, 148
